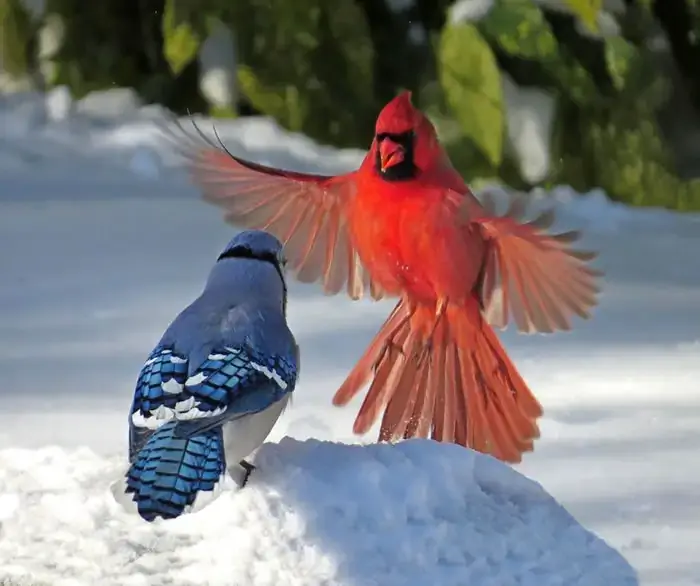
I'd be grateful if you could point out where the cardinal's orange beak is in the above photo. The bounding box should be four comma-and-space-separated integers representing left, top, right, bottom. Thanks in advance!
379, 139, 404, 171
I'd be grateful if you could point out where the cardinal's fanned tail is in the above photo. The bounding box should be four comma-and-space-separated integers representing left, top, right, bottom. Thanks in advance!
441, 301, 542, 461
332, 298, 542, 463
331, 299, 414, 418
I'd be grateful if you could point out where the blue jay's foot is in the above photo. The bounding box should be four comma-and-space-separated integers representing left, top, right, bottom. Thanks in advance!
239, 459, 256, 487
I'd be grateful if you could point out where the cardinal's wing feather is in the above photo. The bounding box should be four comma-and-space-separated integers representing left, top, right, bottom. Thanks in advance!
475, 191, 602, 334
158, 116, 385, 300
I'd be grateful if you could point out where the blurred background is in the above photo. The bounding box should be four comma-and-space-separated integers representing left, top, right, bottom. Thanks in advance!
1, 1, 700, 584
3, 0, 700, 210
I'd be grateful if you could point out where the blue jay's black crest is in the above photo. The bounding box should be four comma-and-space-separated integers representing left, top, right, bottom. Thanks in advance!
125, 229, 299, 522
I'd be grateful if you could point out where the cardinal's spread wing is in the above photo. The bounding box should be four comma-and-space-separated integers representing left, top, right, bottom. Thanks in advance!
159, 117, 384, 300
475, 191, 603, 334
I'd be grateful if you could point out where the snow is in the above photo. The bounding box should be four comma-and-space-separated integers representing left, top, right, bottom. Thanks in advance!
1, 440, 637, 586
1, 89, 699, 585
448, 0, 495, 23
502, 73, 556, 184
198, 22, 237, 110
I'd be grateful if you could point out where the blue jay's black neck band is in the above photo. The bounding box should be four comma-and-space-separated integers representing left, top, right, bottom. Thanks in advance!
217, 245, 277, 265
217, 245, 288, 313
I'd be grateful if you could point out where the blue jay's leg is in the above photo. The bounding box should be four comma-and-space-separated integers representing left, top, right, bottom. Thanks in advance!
223, 394, 291, 487
239, 459, 255, 486
175, 409, 258, 487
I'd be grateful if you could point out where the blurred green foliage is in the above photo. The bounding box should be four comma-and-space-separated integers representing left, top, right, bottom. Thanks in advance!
439, 21, 504, 168
231, 0, 377, 147
0, 0, 34, 76
161, 0, 204, 76
2, 0, 700, 210
564, 0, 603, 33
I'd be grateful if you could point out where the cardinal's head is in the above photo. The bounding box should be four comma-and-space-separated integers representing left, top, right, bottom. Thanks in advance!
372, 91, 440, 181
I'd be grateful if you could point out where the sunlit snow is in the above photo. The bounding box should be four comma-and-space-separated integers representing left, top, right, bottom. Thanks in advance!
1, 88, 698, 586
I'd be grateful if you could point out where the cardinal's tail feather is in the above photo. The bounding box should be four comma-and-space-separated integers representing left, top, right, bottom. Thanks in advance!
333, 299, 543, 464
331, 299, 414, 412
445, 303, 542, 462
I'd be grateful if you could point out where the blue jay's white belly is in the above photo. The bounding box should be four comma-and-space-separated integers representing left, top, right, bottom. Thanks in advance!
222, 394, 289, 465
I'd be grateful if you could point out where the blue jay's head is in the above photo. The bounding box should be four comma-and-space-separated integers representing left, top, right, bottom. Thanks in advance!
216, 230, 289, 313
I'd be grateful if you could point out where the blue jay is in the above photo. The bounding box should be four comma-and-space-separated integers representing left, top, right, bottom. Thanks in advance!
125, 230, 299, 522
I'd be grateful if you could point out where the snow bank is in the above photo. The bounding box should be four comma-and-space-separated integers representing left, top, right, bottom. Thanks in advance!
0, 88, 364, 184
0, 439, 637, 586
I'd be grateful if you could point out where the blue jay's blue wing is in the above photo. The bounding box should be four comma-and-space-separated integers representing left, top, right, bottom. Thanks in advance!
129, 344, 296, 436
126, 342, 297, 521
128, 346, 189, 461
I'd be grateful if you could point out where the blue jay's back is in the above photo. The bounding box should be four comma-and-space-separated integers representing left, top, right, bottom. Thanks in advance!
125, 230, 299, 522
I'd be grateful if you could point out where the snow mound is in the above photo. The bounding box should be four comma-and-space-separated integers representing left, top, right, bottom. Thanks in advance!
0, 439, 638, 586
0, 89, 364, 183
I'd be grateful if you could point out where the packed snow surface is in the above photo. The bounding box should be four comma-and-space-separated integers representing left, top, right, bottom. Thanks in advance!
0, 440, 638, 586
1, 88, 699, 585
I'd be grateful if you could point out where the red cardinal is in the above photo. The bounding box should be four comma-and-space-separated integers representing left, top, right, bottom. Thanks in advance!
165, 91, 601, 463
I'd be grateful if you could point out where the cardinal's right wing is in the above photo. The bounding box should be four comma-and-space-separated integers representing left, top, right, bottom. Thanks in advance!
159, 117, 385, 300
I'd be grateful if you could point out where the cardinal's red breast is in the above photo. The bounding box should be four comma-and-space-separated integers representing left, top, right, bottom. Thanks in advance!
348, 164, 484, 304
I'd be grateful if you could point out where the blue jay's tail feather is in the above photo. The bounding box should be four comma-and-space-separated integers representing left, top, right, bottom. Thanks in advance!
125, 421, 226, 522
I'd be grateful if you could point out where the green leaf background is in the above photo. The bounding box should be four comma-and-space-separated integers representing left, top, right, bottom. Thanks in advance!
2, 0, 700, 210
